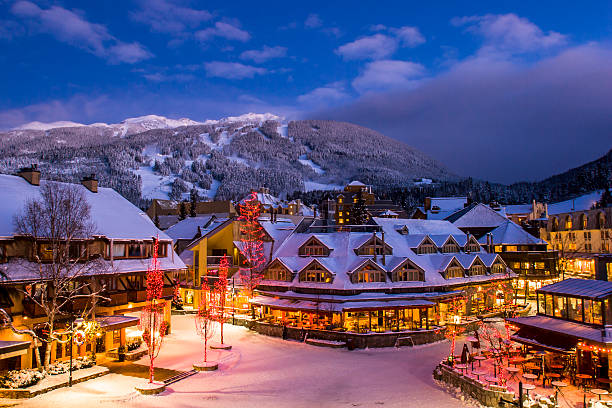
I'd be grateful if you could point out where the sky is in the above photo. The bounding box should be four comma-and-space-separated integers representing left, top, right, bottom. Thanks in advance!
0, 0, 611, 184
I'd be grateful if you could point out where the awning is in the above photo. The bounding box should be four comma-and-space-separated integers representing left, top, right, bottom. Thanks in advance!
96, 315, 140, 330
0, 340, 30, 359
251, 296, 435, 313
510, 327, 577, 354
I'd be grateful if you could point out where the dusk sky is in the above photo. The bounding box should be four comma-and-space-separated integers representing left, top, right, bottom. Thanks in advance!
1, 0, 611, 183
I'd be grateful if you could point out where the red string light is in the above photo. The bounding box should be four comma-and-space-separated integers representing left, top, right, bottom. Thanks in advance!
212, 255, 229, 344
238, 191, 266, 296
139, 236, 168, 384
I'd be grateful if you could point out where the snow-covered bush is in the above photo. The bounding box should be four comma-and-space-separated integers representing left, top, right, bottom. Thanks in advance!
0, 369, 45, 389
126, 337, 143, 351
47, 356, 95, 376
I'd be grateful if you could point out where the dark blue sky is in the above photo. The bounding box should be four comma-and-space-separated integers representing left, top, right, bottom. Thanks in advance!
1, 0, 611, 183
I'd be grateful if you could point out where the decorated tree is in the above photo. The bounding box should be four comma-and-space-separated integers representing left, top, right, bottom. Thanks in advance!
139, 238, 168, 384
238, 192, 266, 316
194, 292, 216, 368
444, 295, 467, 363
213, 255, 230, 346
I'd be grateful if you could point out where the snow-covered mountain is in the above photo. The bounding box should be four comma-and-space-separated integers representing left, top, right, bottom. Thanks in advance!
0, 114, 454, 206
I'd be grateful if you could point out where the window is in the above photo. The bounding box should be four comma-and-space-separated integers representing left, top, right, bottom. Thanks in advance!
494, 246, 502, 253
584, 231, 591, 240
581, 214, 588, 230
442, 241, 460, 253
567, 297, 583, 322
265, 265, 289, 281
446, 265, 464, 279
355, 265, 385, 283
113, 330, 120, 344
535, 262, 545, 269
395, 266, 423, 281
356, 237, 391, 256
299, 239, 329, 257
469, 264, 486, 276
545, 294, 553, 316
300, 263, 332, 283
465, 239, 480, 252
112, 243, 126, 258
553, 296, 566, 318
505, 246, 518, 252
491, 263, 505, 274
417, 242, 437, 254
565, 216, 573, 230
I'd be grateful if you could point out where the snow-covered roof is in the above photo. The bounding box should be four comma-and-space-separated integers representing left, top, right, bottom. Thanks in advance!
0, 174, 172, 241
348, 180, 366, 186
429, 197, 467, 211
165, 216, 216, 241
380, 209, 398, 216
477, 220, 546, 245
505, 204, 533, 215
445, 203, 508, 228
254, 216, 514, 292
547, 191, 603, 215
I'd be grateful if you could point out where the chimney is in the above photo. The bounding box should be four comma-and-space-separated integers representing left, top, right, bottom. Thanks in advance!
81, 173, 98, 193
425, 197, 432, 211
18, 164, 40, 186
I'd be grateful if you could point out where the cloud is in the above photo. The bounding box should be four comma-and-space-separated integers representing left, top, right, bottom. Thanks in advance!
204, 61, 266, 79
196, 21, 250, 42
297, 82, 350, 108
240, 45, 287, 63
10, 1, 152, 64
391, 26, 426, 47
336, 34, 397, 60
316, 44, 612, 184
352, 60, 425, 93
304, 14, 322, 29
336, 26, 424, 60
130, 0, 211, 34
452, 13, 566, 54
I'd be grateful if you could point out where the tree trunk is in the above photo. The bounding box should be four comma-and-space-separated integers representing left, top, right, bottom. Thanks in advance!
44, 321, 53, 370
220, 322, 224, 345
34, 345, 42, 372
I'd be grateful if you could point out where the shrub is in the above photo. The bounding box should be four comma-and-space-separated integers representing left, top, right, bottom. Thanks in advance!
0, 369, 45, 389
126, 337, 142, 352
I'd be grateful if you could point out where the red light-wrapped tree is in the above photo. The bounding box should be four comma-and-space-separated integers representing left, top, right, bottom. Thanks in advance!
238, 192, 266, 317
212, 255, 230, 348
444, 295, 467, 363
139, 238, 168, 384
194, 291, 218, 371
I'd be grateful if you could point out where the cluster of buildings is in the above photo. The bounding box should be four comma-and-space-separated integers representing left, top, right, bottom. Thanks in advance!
0, 168, 609, 378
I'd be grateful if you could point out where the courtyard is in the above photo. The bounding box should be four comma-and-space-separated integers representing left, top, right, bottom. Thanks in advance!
9, 314, 476, 408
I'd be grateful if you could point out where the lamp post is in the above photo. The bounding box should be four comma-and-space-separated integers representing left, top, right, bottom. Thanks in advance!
69, 317, 84, 387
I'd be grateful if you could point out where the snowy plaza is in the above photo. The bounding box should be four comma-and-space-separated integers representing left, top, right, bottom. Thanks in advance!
10, 314, 474, 408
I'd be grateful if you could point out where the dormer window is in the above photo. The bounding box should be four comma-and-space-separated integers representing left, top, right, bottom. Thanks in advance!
445, 260, 465, 279
356, 236, 392, 256
299, 262, 333, 283
565, 215, 573, 230
299, 237, 331, 257
264, 260, 292, 281
416, 237, 437, 254
441, 237, 460, 253
491, 261, 505, 275
393, 260, 424, 282
352, 262, 386, 283
469, 261, 486, 276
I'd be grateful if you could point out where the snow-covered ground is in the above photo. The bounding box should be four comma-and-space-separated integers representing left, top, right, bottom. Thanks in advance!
304, 181, 343, 192
20, 315, 476, 408
298, 154, 325, 175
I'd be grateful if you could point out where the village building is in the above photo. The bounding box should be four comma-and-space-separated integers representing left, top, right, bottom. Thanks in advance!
243, 187, 314, 218
248, 216, 515, 339
505, 200, 548, 226
412, 197, 468, 220
0, 169, 184, 372
146, 198, 236, 230
543, 191, 611, 280
444, 203, 558, 300
507, 278, 612, 382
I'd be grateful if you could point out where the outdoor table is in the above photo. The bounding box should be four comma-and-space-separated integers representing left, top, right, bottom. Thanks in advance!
505, 366, 520, 382
545, 372, 561, 387
473, 355, 486, 367
590, 389, 609, 400
522, 383, 536, 396
509, 357, 525, 367
484, 376, 499, 386
524, 363, 541, 375
550, 364, 564, 371
552, 381, 568, 401
596, 378, 612, 387
576, 373, 593, 390
523, 373, 538, 383
455, 364, 468, 375
472, 370, 487, 381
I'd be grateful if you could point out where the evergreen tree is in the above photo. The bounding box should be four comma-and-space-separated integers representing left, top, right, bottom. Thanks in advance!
179, 201, 187, 220
350, 191, 368, 225
189, 188, 199, 217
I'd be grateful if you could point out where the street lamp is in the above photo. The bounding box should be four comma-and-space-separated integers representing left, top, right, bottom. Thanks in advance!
68, 317, 85, 387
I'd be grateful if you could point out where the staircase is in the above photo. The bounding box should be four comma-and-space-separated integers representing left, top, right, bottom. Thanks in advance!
163, 369, 197, 386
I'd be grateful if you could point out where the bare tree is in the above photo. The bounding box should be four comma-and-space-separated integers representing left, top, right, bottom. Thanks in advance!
7, 182, 108, 370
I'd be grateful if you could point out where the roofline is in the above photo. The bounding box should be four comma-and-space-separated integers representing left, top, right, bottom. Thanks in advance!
185, 217, 234, 250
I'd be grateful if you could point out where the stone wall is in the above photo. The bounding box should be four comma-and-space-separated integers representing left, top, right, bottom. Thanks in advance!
250, 321, 446, 348
433, 363, 516, 408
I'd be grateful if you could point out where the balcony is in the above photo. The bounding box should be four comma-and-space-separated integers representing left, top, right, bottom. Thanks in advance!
127, 290, 147, 303
207, 256, 233, 266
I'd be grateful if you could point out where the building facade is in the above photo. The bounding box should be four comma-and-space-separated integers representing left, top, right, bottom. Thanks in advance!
0, 171, 184, 371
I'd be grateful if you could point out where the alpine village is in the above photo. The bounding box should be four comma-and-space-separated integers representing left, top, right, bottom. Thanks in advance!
1, 3, 612, 408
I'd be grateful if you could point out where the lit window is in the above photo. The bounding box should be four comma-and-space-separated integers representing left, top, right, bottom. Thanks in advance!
339, 219, 344, 224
